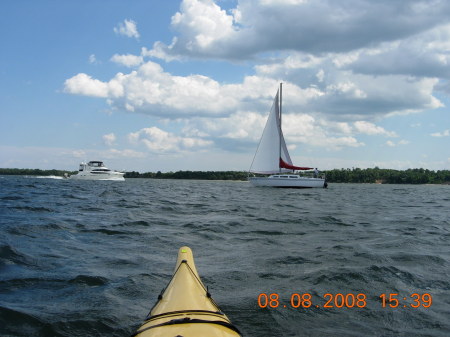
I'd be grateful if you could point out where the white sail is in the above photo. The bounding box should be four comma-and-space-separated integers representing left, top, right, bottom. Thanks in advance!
249, 89, 293, 174
280, 127, 293, 167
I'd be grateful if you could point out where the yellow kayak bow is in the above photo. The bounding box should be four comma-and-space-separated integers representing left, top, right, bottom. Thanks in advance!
133, 246, 242, 337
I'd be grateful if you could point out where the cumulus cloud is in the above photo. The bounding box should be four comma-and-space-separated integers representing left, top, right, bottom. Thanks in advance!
64, 73, 109, 97
64, 64, 289, 117
63, 0, 450, 158
63, 64, 439, 154
138, 0, 446, 120
353, 121, 397, 137
348, 24, 450, 78
148, 0, 237, 60
255, 54, 443, 119
64, 63, 441, 122
103, 133, 116, 146
110, 54, 143, 67
114, 19, 140, 39
282, 114, 364, 150
147, 0, 450, 60
65, 0, 447, 122
180, 112, 366, 152
128, 126, 212, 153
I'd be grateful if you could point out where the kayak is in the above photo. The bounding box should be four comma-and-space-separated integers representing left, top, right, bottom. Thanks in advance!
132, 246, 242, 337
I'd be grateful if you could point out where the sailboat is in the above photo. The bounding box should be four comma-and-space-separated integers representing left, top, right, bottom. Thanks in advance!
248, 83, 327, 188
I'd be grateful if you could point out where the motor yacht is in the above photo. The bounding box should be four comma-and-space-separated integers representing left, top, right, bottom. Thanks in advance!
69, 161, 125, 181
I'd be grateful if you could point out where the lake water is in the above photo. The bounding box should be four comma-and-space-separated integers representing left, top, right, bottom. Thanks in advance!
0, 176, 449, 336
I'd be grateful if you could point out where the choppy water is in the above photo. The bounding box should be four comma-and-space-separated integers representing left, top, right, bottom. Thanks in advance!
0, 176, 449, 336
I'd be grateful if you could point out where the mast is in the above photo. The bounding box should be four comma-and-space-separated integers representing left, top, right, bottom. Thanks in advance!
279, 82, 282, 173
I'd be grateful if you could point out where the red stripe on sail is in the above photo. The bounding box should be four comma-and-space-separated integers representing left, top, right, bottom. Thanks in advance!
279, 158, 312, 171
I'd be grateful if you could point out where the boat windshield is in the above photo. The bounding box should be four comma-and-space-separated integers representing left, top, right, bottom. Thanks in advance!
88, 161, 104, 167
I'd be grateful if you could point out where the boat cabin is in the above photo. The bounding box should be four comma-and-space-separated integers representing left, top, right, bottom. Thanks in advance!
88, 161, 105, 167
79, 161, 110, 172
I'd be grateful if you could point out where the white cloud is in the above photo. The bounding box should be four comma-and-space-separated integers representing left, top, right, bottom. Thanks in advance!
348, 24, 450, 79
251, 52, 443, 119
181, 111, 366, 152
193, 111, 266, 141
171, 0, 235, 48
148, 0, 236, 60
62, 0, 450, 166
385, 139, 409, 147
88, 54, 98, 64
114, 19, 140, 39
147, 0, 450, 60
282, 114, 364, 150
65, 63, 442, 122
128, 126, 212, 153
332, 122, 353, 134
431, 129, 450, 137
65, 63, 285, 117
103, 133, 116, 146
134, 0, 445, 121
63, 63, 438, 155
353, 121, 397, 137
111, 54, 143, 67
64, 73, 109, 97
65, 0, 447, 123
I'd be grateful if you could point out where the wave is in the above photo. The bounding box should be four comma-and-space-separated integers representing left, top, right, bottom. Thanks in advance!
0, 245, 36, 268
11, 206, 54, 213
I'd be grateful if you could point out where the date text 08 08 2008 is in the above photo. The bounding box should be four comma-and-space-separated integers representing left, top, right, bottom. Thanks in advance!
257, 293, 432, 309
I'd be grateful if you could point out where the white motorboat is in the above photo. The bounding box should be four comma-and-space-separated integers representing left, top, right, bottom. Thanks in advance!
69, 161, 125, 181
248, 83, 327, 188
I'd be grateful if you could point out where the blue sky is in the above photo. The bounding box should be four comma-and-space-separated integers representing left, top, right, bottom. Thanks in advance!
1, 0, 450, 172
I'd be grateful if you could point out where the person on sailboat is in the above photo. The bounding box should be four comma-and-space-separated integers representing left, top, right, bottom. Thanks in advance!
314, 168, 319, 178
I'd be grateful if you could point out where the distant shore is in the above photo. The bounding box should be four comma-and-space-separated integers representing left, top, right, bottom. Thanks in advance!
1, 167, 449, 184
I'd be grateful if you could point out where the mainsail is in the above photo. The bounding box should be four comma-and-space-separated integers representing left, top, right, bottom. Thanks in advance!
249, 85, 312, 174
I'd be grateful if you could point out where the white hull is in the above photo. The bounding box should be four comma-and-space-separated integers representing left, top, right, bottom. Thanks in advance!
69, 172, 124, 181
249, 175, 326, 188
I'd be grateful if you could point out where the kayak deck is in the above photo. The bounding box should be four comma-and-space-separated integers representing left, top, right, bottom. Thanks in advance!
133, 246, 241, 337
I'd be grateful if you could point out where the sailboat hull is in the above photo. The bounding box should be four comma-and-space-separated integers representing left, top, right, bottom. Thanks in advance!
249, 175, 326, 188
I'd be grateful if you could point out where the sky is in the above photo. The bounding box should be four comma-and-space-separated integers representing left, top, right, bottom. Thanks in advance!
1, 0, 450, 172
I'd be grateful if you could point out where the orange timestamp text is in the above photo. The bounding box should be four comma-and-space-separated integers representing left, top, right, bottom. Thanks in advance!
257, 292, 432, 309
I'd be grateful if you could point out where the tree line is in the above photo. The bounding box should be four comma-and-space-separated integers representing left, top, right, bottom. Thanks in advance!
123, 170, 248, 181
324, 167, 450, 184
0, 168, 77, 176
1, 167, 449, 184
